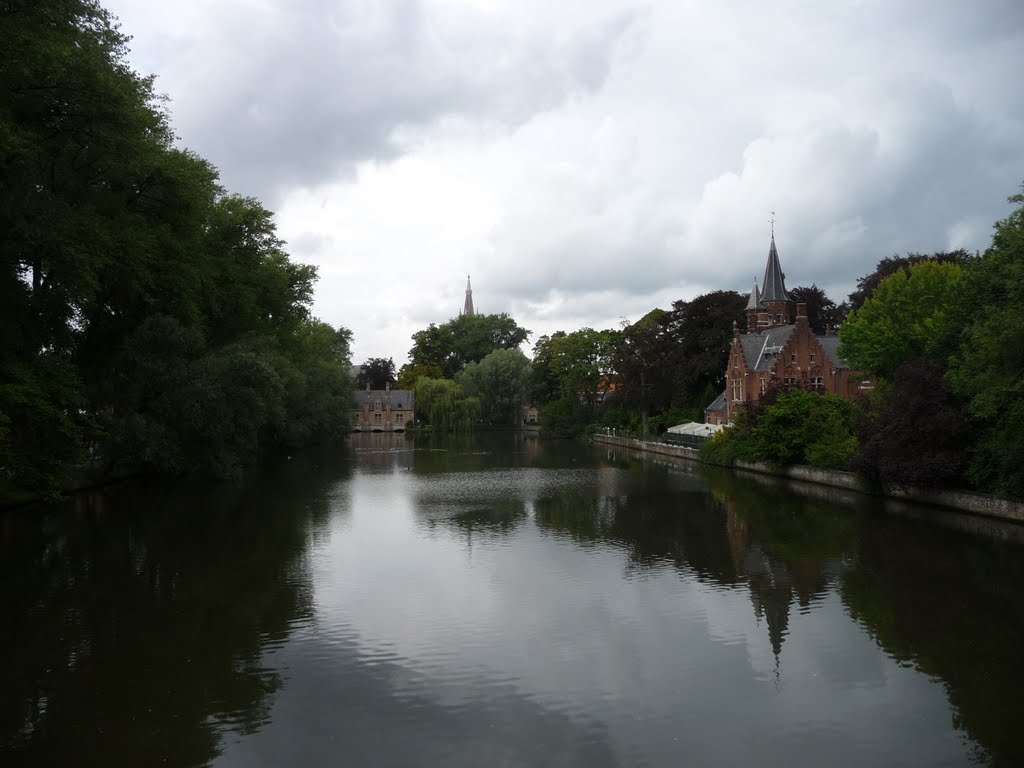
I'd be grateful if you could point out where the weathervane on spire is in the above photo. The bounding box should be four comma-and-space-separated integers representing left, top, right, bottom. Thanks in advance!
770, 210, 775, 239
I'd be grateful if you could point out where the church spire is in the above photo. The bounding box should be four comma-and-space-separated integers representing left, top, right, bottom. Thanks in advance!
462, 274, 475, 317
760, 233, 790, 303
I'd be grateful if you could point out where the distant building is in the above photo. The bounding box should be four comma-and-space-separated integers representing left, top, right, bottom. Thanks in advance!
521, 405, 540, 425
460, 275, 476, 317
704, 233, 869, 425
353, 383, 415, 432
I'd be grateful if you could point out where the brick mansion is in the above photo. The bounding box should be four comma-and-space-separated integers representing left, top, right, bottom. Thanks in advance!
704, 235, 868, 425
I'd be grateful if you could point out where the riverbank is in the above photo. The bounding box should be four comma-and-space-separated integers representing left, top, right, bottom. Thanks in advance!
592, 432, 1024, 525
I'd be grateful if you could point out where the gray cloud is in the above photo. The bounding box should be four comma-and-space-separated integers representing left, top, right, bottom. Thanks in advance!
107, 0, 1024, 363
111, 0, 643, 204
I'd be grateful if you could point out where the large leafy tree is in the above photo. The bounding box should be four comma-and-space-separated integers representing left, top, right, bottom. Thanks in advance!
614, 309, 676, 435
457, 348, 531, 426
537, 328, 623, 416
527, 331, 566, 406
789, 285, 847, 335
855, 359, 972, 488
847, 250, 971, 311
406, 313, 530, 380
666, 290, 748, 412
949, 187, 1024, 498
838, 261, 965, 379
356, 357, 396, 390
413, 377, 479, 432
0, 1, 355, 497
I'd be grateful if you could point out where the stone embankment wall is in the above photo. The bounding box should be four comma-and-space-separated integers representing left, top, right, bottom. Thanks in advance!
592, 433, 1024, 524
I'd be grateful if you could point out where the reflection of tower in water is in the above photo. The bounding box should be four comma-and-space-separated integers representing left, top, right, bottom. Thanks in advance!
723, 502, 793, 673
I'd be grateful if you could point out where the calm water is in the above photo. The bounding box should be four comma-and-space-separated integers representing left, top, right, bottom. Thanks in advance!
2, 433, 1023, 767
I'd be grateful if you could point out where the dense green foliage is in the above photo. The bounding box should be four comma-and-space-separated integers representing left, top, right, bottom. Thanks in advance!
855, 359, 972, 488
948, 189, 1024, 497
536, 328, 622, 414
402, 313, 530, 381
356, 357, 396, 390
701, 389, 857, 470
839, 260, 965, 378
457, 348, 531, 426
613, 309, 676, 435
534, 292, 747, 438
1, 1, 353, 499
414, 377, 479, 432
846, 249, 972, 311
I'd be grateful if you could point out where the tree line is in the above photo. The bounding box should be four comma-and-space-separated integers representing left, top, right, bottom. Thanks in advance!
703, 192, 1024, 499
401, 191, 1024, 500
1, 1, 354, 501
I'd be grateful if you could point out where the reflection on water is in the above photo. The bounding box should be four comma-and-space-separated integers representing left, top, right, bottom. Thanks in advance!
2, 434, 1022, 767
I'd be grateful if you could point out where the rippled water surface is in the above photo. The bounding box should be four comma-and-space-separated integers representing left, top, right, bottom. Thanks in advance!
3, 432, 1024, 767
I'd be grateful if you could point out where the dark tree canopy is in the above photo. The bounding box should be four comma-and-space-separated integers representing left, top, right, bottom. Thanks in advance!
406, 312, 530, 380
848, 250, 972, 311
0, 0, 355, 499
613, 309, 676, 434
357, 358, 396, 390
789, 285, 847, 335
667, 290, 748, 409
855, 358, 973, 488
949, 188, 1024, 498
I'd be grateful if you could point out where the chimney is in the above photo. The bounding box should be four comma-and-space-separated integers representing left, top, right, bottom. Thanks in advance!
385, 381, 390, 392
365, 382, 370, 392
796, 302, 808, 328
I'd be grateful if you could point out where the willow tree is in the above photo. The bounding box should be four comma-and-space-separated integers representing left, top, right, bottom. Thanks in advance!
414, 377, 478, 432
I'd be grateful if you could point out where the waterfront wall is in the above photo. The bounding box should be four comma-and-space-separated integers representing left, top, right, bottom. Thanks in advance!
592, 433, 1024, 524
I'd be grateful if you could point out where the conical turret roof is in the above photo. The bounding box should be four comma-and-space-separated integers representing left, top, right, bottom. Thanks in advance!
760, 235, 790, 303
745, 277, 761, 311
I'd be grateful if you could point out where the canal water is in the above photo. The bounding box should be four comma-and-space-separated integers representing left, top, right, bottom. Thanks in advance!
2, 433, 1022, 767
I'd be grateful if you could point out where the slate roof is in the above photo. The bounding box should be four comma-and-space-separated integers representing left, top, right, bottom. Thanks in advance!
744, 278, 761, 311
760, 236, 791, 303
738, 326, 796, 371
737, 326, 853, 373
705, 389, 728, 413
816, 335, 852, 369
352, 389, 415, 410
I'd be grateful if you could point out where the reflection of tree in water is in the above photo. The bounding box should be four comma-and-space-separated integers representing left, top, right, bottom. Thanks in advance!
421, 500, 529, 548
592, 450, 1024, 766
407, 431, 578, 476
534, 464, 858, 666
0, 456, 346, 768
842, 517, 1024, 767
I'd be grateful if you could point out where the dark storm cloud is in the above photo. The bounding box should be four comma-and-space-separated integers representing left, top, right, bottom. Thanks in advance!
157, 0, 642, 203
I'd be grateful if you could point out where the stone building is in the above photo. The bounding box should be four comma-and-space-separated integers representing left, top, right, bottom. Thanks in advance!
704, 234, 868, 425
352, 383, 415, 432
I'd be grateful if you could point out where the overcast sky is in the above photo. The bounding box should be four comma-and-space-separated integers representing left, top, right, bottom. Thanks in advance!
106, 0, 1024, 365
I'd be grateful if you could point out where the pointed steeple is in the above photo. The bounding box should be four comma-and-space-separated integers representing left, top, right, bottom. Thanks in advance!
760, 235, 790, 303
745, 277, 761, 311
462, 274, 475, 317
